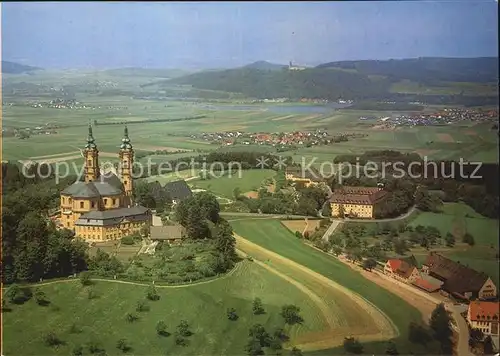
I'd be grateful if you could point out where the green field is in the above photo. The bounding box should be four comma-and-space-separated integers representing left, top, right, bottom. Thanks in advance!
390, 80, 499, 96
190, 169, 276, 198
2, 261, 325, 356
3, 71, 498, 164
409, 202, 499, 283
230, 219, 423, 354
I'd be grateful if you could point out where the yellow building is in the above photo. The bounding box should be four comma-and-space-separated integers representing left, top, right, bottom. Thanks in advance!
285, 166, 323, 188
329, 186, 387, 219
60, 125, 151, 241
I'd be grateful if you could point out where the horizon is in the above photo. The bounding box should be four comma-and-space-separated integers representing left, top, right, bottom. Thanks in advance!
2, 1, 498, 70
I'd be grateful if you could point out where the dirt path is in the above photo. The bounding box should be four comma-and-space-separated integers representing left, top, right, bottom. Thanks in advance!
235, 234, 399, 349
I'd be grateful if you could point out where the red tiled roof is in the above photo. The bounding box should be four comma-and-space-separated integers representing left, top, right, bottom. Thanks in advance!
388, 259, 402, 272
468, 301, 500, 322
413, 278, 441, 292
329, 187, 387, 205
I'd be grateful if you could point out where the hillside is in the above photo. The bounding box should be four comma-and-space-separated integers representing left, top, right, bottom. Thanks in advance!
243, 60, 286, 71
1, 61, 41, 74
146, 67, 392, 100
316, 57, 498, 84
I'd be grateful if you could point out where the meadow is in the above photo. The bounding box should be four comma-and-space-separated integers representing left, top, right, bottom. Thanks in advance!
190, 169, 277, 198
408, 202, 499, 283
230, 218, 425, 354
2, 261, 325, 356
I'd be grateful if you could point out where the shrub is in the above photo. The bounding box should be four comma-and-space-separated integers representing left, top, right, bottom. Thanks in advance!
227, 308, 239, 321
125, 313, 139, 322
136, 300, 150, 312
252, 298, 265, 315
116, 338, 131, 353
6, 284, 32, 304
146, 285, 160, 301
87, 340, 104, 354
43, 331, 63, 347
72, 346, 84, 356
280, 305, 303, 325
34, 288, 50, 306
121, 235, 135, 245
156, 321, 170, 336
80, 272, 92, 286
177, 320, 192, 337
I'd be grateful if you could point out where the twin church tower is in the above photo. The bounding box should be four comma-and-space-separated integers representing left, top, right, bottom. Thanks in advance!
59, 125, 151, 241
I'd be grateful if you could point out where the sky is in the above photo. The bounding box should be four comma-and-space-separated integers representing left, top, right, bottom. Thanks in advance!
1, 1, 498, 69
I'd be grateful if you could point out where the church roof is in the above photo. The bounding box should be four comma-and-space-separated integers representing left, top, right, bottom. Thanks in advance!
75, 206, 150, 226
61, 173, 124, 198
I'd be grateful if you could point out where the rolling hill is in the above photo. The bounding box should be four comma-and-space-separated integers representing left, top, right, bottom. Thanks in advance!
243, 60, 287, 71
145, 67, 392, 100
1, 61, 42, 74
316, 57, 498, 84
102, 67, 193, 78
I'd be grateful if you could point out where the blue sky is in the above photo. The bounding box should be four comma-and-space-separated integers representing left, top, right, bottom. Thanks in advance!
2, 1, 498, 69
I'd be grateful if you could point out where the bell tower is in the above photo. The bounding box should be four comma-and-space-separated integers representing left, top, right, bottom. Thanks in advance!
84, 124, 100, 183
119, 126, 134, 206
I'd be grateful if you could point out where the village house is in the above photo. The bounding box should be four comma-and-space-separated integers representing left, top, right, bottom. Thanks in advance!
164, 180, 193, 205
384, 255, 421, 283
422, 252, 497, 300
285, 166, 323, 188
467, 301, 499, 338
329, 186, 387, 219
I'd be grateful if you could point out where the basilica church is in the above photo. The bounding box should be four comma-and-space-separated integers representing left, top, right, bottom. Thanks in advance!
60, 125, 151, 241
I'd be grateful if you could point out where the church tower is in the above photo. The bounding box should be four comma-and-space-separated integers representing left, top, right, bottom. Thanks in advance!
84, 124, 100, 183
119, 126, 134, 206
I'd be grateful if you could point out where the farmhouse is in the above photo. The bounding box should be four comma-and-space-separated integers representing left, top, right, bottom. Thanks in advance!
422, 252, 497, 300
150, 224, 185, 244
329, 186, 387, 219
285, 166, 323, 188
164, 180, 193, 204
60, 125, 151, 241
467, 301, 499, 337
384, 255, 421, 283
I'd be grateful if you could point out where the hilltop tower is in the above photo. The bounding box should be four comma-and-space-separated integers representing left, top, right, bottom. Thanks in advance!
119, 126, 134, 206
84, 124, 100, 183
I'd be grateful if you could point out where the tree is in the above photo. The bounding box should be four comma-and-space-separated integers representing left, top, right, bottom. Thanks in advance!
245, 337, 264, 356
332, 246, 343, 256
248, 324, 271, 348
469, 328, 484, 349
146, 284, 160, 301
177, 320, 192, 337
338, 204, 345, 218
462, 233, 475, 246
116, 338, 131, 353
136, 300, 150, 312
386, 340, 399, 355
280, 305, 303, 325
6, 284, 32, 304
125, 313, 138, 323
227, 307, 239, 321
408, 321, 432, 345
233, 187, 242, 200
343, 337, 363, 354
483, 335, 495, 355
34, 288, 49, 306
445, 232, 455, 247
43, 331, 63, 347
362, 258, 377, 271
80, 271, 92, 286
156, 321, 169, 336
252, 297, 265, 315
321, 202, 332, 217
429, 303, 453, 355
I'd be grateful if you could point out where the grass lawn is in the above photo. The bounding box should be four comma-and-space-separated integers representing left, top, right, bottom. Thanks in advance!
2, 261, 325, 356
408, 202, 499, 283
191, 169, 277, 198
230, 219, 424, 354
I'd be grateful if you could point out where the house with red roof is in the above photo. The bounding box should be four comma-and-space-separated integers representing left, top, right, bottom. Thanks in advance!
467, 301, 500, 337
384, 255, 421, 283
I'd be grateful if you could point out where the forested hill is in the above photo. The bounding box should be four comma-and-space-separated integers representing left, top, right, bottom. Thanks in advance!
243, 61, 287, 71
148, 67, 392, 100
316, 57, 498, 83
1, 61, 42, 74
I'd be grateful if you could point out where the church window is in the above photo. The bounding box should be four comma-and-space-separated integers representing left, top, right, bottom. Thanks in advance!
104, 198, 108, 205
124, 180, 128, 186
91, 201, 96, 208
88, 159, 92, 166
112, 199, 116, 205
80, 202, 84, 209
